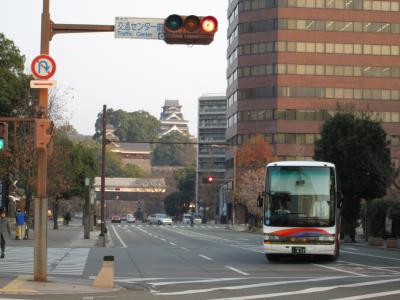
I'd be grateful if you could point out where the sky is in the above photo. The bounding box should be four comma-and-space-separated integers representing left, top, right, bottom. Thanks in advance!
0, 0, 228, 136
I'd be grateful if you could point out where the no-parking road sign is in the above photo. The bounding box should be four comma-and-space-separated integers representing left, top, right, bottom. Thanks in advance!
31, 54, 56, 79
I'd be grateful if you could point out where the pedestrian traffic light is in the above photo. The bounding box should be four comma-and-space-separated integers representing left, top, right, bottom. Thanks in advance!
202, 176, 214, 184
0, 122, 8, 152
164, 14, 218, 45
34, 119, 53, 149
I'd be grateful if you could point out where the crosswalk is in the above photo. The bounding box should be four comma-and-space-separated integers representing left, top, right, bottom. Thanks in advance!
0, 247, 89, 275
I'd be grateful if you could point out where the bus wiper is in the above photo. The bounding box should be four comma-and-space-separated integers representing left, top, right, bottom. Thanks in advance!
296, 217, 329, 225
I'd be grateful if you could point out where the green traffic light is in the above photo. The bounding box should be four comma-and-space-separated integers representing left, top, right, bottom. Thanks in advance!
0, 138, 4, 151
165, 14, 183, 31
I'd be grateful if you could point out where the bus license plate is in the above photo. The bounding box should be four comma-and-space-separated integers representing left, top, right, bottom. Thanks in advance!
292, 247, 306, 254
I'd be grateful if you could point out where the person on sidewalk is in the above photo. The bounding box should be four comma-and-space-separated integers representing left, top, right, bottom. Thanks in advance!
64, 211, 71, 226
15, 209, 26, 240
0, 208, 12, 259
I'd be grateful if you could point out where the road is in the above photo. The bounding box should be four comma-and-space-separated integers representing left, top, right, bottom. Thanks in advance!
1, 222, 400, 299
89, 222, 400, 299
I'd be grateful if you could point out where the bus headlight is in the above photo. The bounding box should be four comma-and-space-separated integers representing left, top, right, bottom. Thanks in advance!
318, 235, 335, 242
264, 233, 281, 241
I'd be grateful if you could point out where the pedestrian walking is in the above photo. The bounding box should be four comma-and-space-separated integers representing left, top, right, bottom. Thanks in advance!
64, 211, 71, 226
0, 208, 12, 259
15, 209, 26, 240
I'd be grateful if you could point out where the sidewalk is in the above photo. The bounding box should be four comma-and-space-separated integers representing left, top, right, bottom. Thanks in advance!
8, 219, 102, 248
0, 220, 119, 296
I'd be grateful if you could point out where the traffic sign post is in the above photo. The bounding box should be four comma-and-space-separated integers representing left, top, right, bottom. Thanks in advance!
115, 17, 165, 40
30, 80, 56, 89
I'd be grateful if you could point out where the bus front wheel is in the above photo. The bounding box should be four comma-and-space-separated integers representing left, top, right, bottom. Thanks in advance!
266, 254, 280, 262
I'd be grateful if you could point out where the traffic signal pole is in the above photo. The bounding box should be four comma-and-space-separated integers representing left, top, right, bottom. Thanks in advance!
34, 0, 51, 281
35, 0, 115, 282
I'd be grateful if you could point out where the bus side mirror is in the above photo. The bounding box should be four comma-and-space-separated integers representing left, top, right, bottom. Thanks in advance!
257, 194, 264, 208
337, 192, 343, 208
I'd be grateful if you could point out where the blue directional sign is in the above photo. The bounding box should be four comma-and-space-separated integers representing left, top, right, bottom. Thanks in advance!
115, 17, 165, 40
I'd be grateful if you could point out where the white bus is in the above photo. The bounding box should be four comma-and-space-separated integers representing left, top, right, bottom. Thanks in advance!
257, 161, 340, 262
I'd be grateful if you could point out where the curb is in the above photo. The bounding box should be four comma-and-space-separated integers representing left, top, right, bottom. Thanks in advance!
0, 275, 122, 295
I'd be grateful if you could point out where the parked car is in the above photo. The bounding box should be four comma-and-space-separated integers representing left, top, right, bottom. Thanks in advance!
148, 213, 172, 225
74, 212, 83, 220
120, 215, 127, 222
192, 214, 202, 224
127, 214, 136, 223
182, 213, 192, 224
111, 215, 121, 223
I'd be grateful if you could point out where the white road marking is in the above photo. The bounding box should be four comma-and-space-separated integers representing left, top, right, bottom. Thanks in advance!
342, 247, 357, 251
329, 289, 400, 300
151, 276, 347, 296
150, 278, 245, 286
169, 242, 176, 246
198, 254, 213, 261
341, 250, 400, 261
111, 225, 127, 248
225, 266, 249, 276
206, 277, 400, 300
161, 238, 167, 242
339, 260, 400, 275
313, 263, 368, 277
180, 247, 189, 251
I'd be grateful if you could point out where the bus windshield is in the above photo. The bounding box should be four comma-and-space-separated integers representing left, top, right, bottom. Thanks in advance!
265, 166, 335, 227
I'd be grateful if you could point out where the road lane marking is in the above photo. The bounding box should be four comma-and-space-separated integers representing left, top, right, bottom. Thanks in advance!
329, 289, 400, 300
161, 238, 166, 242
169, 242, 177, 246
180, 247, 189, 251
111, 225, 127, 248
198, 254, 213, 261
206, 277, 400, 300
342, 247, 357, 251
341, 250, 400, 261
312, 263, 368, 277
150, 278, 245, 286
225, 266, 249, 276
151, 276, 347, 296
338, 260, 400, 275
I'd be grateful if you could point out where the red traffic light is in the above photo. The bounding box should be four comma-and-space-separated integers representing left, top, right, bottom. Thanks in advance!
201, 16, 218, 33
164, 14, 218, 45
202, 176, 215, 184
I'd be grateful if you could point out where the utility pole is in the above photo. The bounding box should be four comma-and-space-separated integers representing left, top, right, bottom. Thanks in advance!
100, 105, 107, 247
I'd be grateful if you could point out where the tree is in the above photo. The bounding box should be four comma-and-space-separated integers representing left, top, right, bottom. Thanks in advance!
314, 112, 393, 241
93, 109, 160, 143
0, 33, 33, 116
235, 135, 275, 224
152, 131, 195, 166
163, 165, 196, 219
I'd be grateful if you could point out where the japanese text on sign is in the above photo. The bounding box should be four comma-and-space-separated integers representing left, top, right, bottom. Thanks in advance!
115, 17, 165, 40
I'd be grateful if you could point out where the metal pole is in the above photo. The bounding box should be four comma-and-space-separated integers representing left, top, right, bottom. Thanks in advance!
84, 178, 90, 239
232, 145, 237, 225
100, 105, 106, 247
34, 0, 50, 282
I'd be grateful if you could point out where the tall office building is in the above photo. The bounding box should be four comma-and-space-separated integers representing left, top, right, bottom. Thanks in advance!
226, 0, 400, 165
197, 95, 227, 218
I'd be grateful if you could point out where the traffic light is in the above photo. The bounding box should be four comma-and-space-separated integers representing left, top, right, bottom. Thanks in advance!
0, 122, 8, 152
164, 14, 218, 45
202, 176, 214, 184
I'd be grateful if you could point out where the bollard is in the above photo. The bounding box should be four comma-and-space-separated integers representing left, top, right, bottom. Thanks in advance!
92, 256, 114, 288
